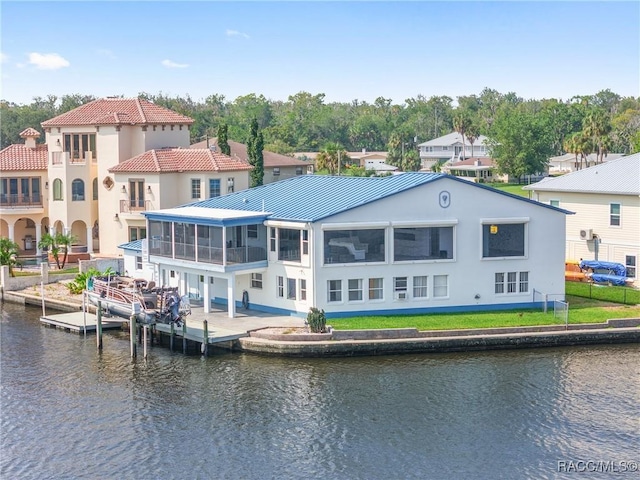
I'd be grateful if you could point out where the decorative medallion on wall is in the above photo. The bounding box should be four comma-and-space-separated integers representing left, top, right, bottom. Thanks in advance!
103, 176, 114, 190
439, 190, 451, 208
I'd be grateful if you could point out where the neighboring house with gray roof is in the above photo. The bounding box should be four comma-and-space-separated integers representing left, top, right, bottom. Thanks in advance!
524, 153, 640, 283
135, 172, 568, 318
548, 152, 625, 175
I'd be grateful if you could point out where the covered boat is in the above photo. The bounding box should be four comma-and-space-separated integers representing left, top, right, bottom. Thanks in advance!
579, 260, 630, 286
86, 276, 191, 325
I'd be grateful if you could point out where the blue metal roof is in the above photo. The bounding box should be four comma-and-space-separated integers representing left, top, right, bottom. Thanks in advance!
118, 239, 143, 252
189, 173, 444, 222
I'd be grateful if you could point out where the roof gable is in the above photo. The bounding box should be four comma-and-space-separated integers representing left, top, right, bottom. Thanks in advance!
418, 132, 489, 147
41, 98, 194, 127
524, 153, 640, 195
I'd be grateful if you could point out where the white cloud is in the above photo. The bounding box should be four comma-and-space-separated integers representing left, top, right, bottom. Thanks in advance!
1, 52, 8, 63
226, 29, 250, 39
161, 59, 189, 69
28, 52, 70, 70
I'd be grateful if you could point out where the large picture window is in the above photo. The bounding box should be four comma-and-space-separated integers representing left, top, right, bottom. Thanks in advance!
483, 223, 525, 258
394, 226, 454, 261
324, 229, 385, 264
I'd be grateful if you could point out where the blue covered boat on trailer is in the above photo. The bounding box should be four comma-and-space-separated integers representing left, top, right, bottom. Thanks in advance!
579, 260, 631, 286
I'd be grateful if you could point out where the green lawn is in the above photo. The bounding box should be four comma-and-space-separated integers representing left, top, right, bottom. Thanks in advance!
329, 295, 640, 331
483, 182, 531, 198
566, 282, 640, 305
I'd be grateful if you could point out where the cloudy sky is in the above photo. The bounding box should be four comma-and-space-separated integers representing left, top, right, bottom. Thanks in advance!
1, 1, 638, 105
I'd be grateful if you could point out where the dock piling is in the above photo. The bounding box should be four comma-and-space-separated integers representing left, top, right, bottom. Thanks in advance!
170, 322, 174, 352
182, 321, 187, 354
96, 301, 103, 350
143, 325, 148, 359
130, 314, 137, 358
202, 319, 208, 356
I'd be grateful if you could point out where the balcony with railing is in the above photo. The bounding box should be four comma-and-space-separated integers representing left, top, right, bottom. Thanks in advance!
51, 151, 97, 166
120, 199, 153, 213
150, 240, 267, 268
0, 194, 43, 208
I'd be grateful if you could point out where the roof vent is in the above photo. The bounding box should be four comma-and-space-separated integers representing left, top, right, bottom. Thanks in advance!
209, 145, 217, 152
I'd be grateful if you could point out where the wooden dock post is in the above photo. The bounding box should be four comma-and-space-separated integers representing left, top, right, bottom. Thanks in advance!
202, 319, 208, 356
96, 301, 103, 350
130, 314, 137, 358
170, 322, 175, 352
143, 325, 148, 359
182, 321, 187, 354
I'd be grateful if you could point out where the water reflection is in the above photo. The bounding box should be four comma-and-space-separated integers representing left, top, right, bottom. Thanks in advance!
1, 303, 638, 480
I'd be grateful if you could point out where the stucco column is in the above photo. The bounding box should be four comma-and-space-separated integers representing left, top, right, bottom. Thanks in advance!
179, 272, 187, 296
35, 223, 42, 256
8, 224, 15, 246
227, 274, 236, 318
203, 276, 211, 313
86, 227, 93, 253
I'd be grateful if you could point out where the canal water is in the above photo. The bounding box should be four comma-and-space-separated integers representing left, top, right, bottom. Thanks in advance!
1, 303, 638, 479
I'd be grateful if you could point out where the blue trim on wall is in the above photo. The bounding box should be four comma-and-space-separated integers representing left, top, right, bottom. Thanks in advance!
211, 298, 304, 318
323, 301, 545, 319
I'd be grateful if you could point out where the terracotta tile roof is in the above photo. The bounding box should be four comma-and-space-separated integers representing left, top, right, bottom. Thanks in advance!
191, 139, 311, 167
0, 144, 48, 171
20, 127, 41, 138
41, 98, 194, 127
108, 148, 253, 173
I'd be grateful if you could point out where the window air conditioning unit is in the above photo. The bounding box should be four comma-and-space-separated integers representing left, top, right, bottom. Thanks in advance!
395, 291, 407, 300
579, 228, 593, 240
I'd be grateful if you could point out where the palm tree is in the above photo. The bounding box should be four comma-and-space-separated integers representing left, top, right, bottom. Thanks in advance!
465, 122, 480, 158
563, 133, 579, 170
583, 109, 612, 164
453, 112, 471, 160
0, 237, 20, 277
574, 132, 594, 170
38, 232, 76, 269
316, 143, 348, 175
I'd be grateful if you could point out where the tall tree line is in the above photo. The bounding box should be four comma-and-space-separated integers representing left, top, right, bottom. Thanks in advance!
2, 88, 639, 178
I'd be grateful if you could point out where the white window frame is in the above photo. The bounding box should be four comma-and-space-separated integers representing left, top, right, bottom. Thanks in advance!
191, 179, 201, 199
625, 255, 636, 279
300, 279, 307, 301
413, 276, 428, 298
287, 278, 297, 300
507, 272, 517, 293
495, 272, 505, 294
273, 167, 280, 176
348, 278, 363, 302
276, 276, 284, 297
368, 278, 383, 301
519, 271, 529, 293
433, 275, 448, 298
549, 199, 560, 207
251, 273, 263, 289
609, 203, 621, 227
227, 177, 235, 193
328, 280, 342, 303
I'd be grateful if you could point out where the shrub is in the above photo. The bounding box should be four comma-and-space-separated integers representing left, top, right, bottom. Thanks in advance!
307, 307, 327, 333
66, 267, 114, 294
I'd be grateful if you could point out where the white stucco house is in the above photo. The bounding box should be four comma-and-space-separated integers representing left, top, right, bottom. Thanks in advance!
524, 153, 639, 284
122, 172, 569, 318
418, 132, 491, 171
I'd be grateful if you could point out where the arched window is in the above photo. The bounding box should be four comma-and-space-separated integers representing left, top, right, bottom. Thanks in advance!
72, 179, 85, 201
53, 179, 63, 201
92, 177, 98, 200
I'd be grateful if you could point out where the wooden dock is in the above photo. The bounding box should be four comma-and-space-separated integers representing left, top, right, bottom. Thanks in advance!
40, 311, 125, 333
154, 321, 248, 345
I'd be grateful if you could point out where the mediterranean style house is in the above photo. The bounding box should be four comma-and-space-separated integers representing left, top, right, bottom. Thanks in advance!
418, 132, 491, 171
524, 153, 639, 284
0, 98, 251, 258
121, 172, 568, 318
0, 129, 49, 255
191, 138, 313, 184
